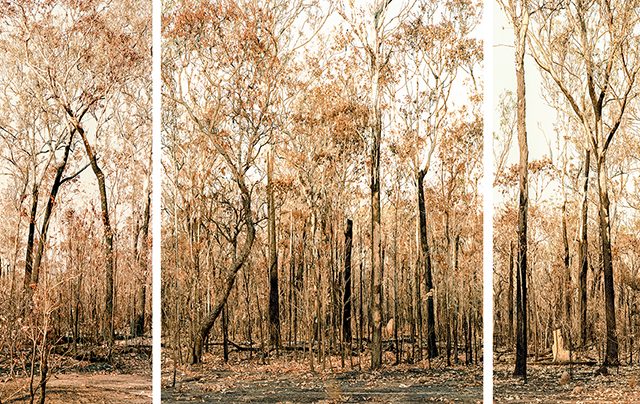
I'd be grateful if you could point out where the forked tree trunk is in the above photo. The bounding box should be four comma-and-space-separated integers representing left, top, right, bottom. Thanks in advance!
32, 132, 76, 287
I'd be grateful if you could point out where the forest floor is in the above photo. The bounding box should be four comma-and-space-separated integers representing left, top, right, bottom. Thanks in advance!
0, 337, 151, 403
494, 357, 640, 403
162, 352, 482, 403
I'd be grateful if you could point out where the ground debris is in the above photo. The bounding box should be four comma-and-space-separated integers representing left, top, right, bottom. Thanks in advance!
494, 360, 640, 403
162, 354, 482, 403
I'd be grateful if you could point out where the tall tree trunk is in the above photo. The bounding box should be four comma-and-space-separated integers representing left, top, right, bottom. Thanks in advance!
393, 198, 400, 365
222, 305, 229, 363
507, 242, 514, 346
135, 186, 151, 336
76, 123, 115, 347
343, 219, 353, 343
597, 156, 618, 366
578, 148, 590, 347
418, 169, 438, 358
289, 216, 295, 345
513, 9, 529, 378
414, 244, 423, 362
562, 198, 571, 323
358, 225, 364, 359
267, 150, 280, 349
369, 47, 383, 371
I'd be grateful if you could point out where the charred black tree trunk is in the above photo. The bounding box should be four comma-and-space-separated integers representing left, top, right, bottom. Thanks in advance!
418, 169, 438, 358
597, 156, 618, 366
578, 148, 590, 347
513, 11, 529, 378
135, 187, 151, 336
222, 305, 229, 363
267, 150, 280, 349
343, 219, 353, 344
562, 199, 571, 323
23, 185, 38, 293
507, 242, 514, 346
75, 122, 116, 347
32, 131, 77, 287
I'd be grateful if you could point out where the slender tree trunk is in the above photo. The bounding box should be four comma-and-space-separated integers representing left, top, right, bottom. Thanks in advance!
393, 202, 400, 365
446, 292, 451, 366
222, 305, 229, 363
267, 150, 280, 349
358, 225, 364, 358
343, 219, 353, 343
370, 59, 383, 371
627, 295, 633, 365
289, 214, 294, 345
76, 123, 115, 347
417, 170, 438, 358
415, 247, 423, 362
453, 301, 459, 364
562, 199, 571, 323
32, 133, 76, 287
507, 242, 514, 346
513, 9, 529, 379
597, 156, 618, 366
23, 185, 38, 293
135, 188, 151, 336
578, 148, 590, 347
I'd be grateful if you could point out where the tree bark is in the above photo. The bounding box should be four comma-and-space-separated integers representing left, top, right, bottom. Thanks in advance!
74, 121, 115, 347
222, 305, 229, 363
418, 169, 438, 358
23, 185, 38, 293
562, 198, 571, 323
267, 150, 280, 349
134, 188, 151, 337
578, 148, 590, 347
343, 219, 353, 344
32, 131, 76, 287
513, 8, 529, 379
369, 29, 383, 370
597, 156, 618, 366
507, 241, 514, 345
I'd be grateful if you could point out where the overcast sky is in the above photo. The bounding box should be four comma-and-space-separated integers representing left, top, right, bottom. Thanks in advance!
493, 5, 558, 164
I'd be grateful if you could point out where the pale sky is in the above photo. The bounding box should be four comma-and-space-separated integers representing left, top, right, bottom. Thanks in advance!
493, 5, 557, 164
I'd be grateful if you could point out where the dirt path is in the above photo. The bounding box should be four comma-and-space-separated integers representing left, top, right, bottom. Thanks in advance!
494, 363, 640, 403
162, 365, 482, 403
1, 373, 151, 403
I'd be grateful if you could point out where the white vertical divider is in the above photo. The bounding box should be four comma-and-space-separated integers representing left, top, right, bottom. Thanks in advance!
482, 0, 495, 402
152, 0, 162, 401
